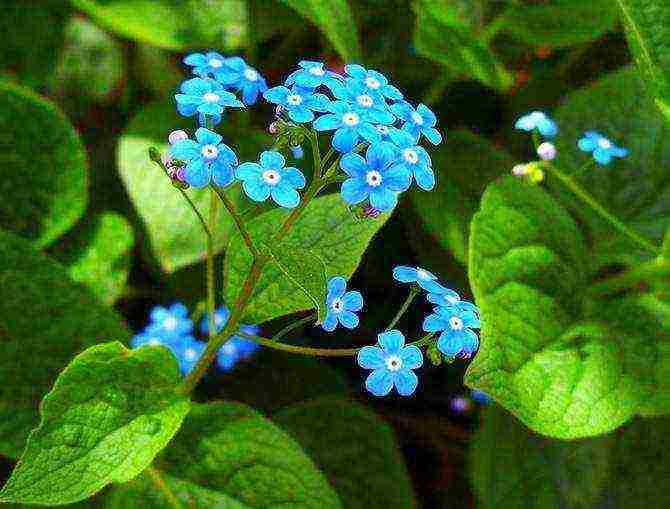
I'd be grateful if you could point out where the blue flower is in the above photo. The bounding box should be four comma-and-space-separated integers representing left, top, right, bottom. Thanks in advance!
514, 111, 558, 137
217, 334, 261, 371
236, 151, 306, 208
388, 128, 435, 191
171, 335, 207, 375
263, 85, 330, 123
329, 80, 395, 124
423, 305, 481, 359
148, 302, 193, 336
374, 124, 394, 142
343, 64, 403, 101
212, 56, 268, 105
390, 101, 442, 145
322, 276, 364, 332
170, 128, 239, 188
339, 142, 411, 211
312, 100, 382, 153
183, 51, 228, 78
175, 78, 244, 126
285, 60, 342, 89
392, 266, 445, 293
357, 330, 423, 396
578, 131, 628, 165
130, 325, 176, 350
427, 287, 479, 315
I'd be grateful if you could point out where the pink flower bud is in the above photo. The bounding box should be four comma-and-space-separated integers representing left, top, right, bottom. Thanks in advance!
268, 121, 279, 135
537, 142, 556, 161
168, 130, 189, 145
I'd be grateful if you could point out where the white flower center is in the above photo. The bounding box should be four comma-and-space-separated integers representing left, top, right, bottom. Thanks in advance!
416, 269, 431, 280
375, 125, 389, 135
244, 68, 259, 81
203, 92, 220, 103
201, 144, 219, 159
262, 169, 281, 185
148, 337, 161, 346
342, 112, 360, 126
356, 94, 374, 108
331, 298, 344, 313
208, 58, 223, 69
163, 316, 177, 331
286, 94, 303, 106
598, 138, 612, 149
403, 148, 419, 164
309, 66, 325, 76
411, 111, 424, 125
184, 348, 198, 361
366, 170, 382, 187
449, 316, 464, 330
385, 355, 403, 372
365, 76, 381, 89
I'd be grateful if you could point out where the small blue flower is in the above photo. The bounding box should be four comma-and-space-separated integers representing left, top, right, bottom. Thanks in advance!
423, 305, 481, 359
388, 128, 435, 191
393, 266, 445, 293
236, 151, 306, 208
285, 60, 342, 89
200, 306, 261, 371
323, 276, 364, 331
263, 85, 330, 123
577, 131, 628, 165
343, 64, 403, 101
313, 100, 383, 153
175, 78, 244, 126
329, 80, 395, 125
514, 111, 558, 137
170, 128, 239, 188
427, 287, 479, 315
148, 302, 193, 336
339, 142, 411, 211
172, 336, 207, 375
357, 330, 423, 396
131, 325, 176, 350
390, 101, 442, 145
212, 56, 268, 105
183, 51, 228, 78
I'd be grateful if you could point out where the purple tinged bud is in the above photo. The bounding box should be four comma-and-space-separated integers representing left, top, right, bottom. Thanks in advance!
450, 396, 472, 414
168, 130, 189, 145
363, 204, 382, 218
511, 164, 528, 177
162, 154, 173, 168
268, 121, 279, 135
537, 142, 556, 161
274, 105, 284, 117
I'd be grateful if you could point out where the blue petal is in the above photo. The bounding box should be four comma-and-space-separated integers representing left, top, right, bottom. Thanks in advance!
271, 183, 301, 208
343, 291, 364, 311
382, 84, 403, 101
338, 310, 359, 329
236, 162, 263, 181
537, 117, 558, 137
393, 266, 419, 283
217, 143, 239, 166
378, 330, 405, 354
365, 369, 394, 396
357, 345, 385, 369
423, 313, 447, 332
185, 159, 211, 188
414, 164, 436, 190
369, 187, 398, 211
358, 122, 382, 144
419, 279, 448, 293
340, 178, 369, 205
437, 329, 465, 356
242, 178, 271, 202
367, 141, 397, 170
211, 159, 235, 187
181, 78, 211, 96
384, 165, 412, 192
322, 312, 339, 332
170, 139, 200, 161
417, 103, 437, 126
400, 345, 423, 370
461, 329, 480, 356
195, 127, 222, 146
340, 152, 367, 177
282, 167, 306, 189
423, 127, 442, 145
333, 127, 359, 153
345, 64, 367, 79
327, 276, 347, 300
578, 137, 595, 152
394, 369, 418, 396
184, 53, 206, 66
288, 104, 314, 123
264, 86, 290, 104
176, 101, 198, 117
260, 150, 286, 169
242, 82, 260, 105
593, 148, 613, 165
197, 102, 222, 116
388, 128, 413, 148
313, 113, 342, 131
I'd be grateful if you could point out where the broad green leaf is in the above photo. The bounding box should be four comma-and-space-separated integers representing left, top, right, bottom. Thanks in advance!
502, 0, 618, 48
466, 177, 669, 438
0, 342, 190, 505
0, 230, 132, 458
275, 398, 415, 509
280, 0, 361, 61
471, 405, 670, 509
71, 0, 247, 51
616, 0, 670, 116
267, 244, 328, 323
409, 130, 513, 265
157, 401, 342, 508
117, 102, 270, 273
224, 193, 389, 324
413, 0, 513, 92
551, 68, 669, 269
106, 469, 249, 508
0, 80, 87, 247
49, 213, 135, 305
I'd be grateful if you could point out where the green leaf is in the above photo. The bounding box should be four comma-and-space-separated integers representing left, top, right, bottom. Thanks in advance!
49, 212, 134, 305
275, 398, 415, 509
117, 102, 270, 273
551, 68, 669, 269
224, 193, 389, 324
616, 0, 670, 115
471, 405, 670, 509
413, 0, 513, 91
0, 342, 190, 505
71, 0, 247, 51
0, 229, 132, 458
409, 130, 514, 265
501, 0, 618, 48
0, 79, 87, 247
157, 401, 342, 508
267, 244, 328, 323
280, 0, 361, 61
466, 177, 669, 438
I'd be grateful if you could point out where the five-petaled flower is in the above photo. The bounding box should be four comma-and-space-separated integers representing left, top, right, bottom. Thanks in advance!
263, 85, 330, 123
393, 266, 446, 293
172, 336, 207, 375
514, 111, 558, 137
285, 60, 342, 89
339, 142, 411, 211
212, 56, 268, 105
391, 101, 442, 145
343, 64, 403, 101
148, 302, 193, 336
183, 51, 229, 78
203, 306, 262, 371
323, 276, 364, 332
313, 100, 382, 153
357, 330, 423, 396
236, 151, 306, 208
170, 128, 239, 188
427, 287, 479, 315
175, 78, 244, 126
578, 131, 628, 165
423, 305, 481, 358
330, 80, 395, 125
388, 128, 435, 191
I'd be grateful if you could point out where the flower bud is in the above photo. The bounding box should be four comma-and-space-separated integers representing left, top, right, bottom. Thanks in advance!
511, 164, 528, 177
268, 121, 279, 135
362, 204, 382, 219
291, 145, 304, 159
168, 130, 189, 145
537, 141, 556, 161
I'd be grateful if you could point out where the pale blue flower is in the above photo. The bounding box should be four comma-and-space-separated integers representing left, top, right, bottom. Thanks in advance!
175, 78, 244, 126
343, 64, 403, 101
148, 302, 193, 336
388, 127, 435, 190
578, 131, 628, 165
285, 60, 342, 89
236, 151, 306, 208
170, 128, 238, 188
263, 85, 330, 123
390, 101, 442, 145
212, 56, 268, 105
393, 266, 445, 293
514, 111, 558, 137
322, 276, 364, 332
329, 80, 395, 124
313, 100, 382, 153
423, 305, 481, 359
183, 51, 228, 78
172, 336, 206, 375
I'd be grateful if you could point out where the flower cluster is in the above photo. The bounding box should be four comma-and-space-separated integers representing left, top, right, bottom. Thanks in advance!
130, 302, 261, 375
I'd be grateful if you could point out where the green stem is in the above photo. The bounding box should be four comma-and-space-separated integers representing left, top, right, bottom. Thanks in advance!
546, 164, 660, 254
206, 189, 218, 339
308, 129, 322, 178
386, 287, 420, 330
321, 147, 336, 169
588, 257, 670, 297
212, 186, 259, 256
572, 159, 595, 178
274, 313, 317, 341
